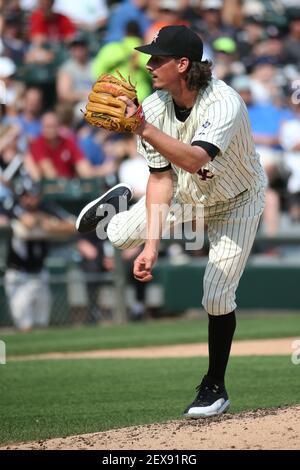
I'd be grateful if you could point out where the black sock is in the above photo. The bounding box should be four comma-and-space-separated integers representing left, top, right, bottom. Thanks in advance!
206, 311, 236, 386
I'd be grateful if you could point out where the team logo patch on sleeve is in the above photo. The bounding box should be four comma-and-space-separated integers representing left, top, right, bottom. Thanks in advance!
197, 168, 214, 181
195, 120, 212, 138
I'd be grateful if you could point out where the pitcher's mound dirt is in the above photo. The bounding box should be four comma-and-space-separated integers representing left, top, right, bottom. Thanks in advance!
4, 406, 300, 450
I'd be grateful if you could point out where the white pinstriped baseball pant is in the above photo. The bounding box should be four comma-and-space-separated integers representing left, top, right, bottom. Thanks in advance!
107, 188, 265, 315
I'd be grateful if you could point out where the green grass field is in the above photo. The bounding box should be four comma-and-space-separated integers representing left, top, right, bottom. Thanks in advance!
0, 313, 299, 445
2, 313, 300, 357
1, 356, 299, 445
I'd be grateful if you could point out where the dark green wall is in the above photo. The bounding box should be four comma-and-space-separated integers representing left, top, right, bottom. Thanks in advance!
153, 261, 300, 312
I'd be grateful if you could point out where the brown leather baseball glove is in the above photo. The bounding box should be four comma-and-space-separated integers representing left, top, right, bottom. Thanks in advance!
83, 72, 144, 133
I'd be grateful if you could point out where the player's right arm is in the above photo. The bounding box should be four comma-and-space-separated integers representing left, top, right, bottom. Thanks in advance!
133, 169, 173, 282
121, 94, 213, 173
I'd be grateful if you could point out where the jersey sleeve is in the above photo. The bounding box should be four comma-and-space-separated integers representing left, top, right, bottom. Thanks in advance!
137, 96, 171, 171
137, 136, 171, 171
192, 94, 242, 154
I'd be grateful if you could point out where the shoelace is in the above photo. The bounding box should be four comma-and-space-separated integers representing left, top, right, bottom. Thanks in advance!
195, 382, 221, 400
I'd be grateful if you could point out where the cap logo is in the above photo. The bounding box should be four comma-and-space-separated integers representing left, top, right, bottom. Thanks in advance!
152, 31, 160, 43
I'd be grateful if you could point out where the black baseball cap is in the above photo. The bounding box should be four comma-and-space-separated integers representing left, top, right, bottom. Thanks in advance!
135, 25, 203, 62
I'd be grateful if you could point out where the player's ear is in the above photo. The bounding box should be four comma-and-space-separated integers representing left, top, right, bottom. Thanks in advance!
176, 57, 190, 73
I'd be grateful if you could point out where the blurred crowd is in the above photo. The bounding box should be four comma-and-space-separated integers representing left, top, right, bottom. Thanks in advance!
1, 0, 300, 330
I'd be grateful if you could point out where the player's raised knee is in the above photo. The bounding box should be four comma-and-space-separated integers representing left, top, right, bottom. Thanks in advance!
106, 213, 137, 249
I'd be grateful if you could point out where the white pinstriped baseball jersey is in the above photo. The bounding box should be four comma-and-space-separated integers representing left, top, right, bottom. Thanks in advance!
137, 78, 267, 206
106, 78, 266, 315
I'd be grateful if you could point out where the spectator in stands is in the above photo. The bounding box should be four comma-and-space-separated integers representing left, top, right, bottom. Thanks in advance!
191, 0, 235, 46
1, 12, 27, 66
53, 0, 108, 33
51, 102, 117, 178
233, 75, 293, 236
77, 125, 104, 165
77, 125, 117, 178
235, 15, 266, 70
28, 111, 116, 180
0, 0, 26, 21
248, 88, 294, 177
92, 20, 152, 102
23, 0, 75, 99
230, 74, 252, 105
220, 0, 243, 28
0, 125, 45, 199
28, 0, 75, 46
283, 9, 300, 70
19, 0, 38, 12
77, 233, 114, 324
144, 0, 189, 44
279, 96, 300, 221
252, 29, 286, 68
19, 1, 73, 104
248, 57, 283, 105
56, 33, 94, 120
104, 0, 151, 44
241, 0, 284, 29
211, 36, 244, 81
3, 177, 75, 332
54, 102, 77, 142
28, 111, 93, 179
3, 87, 43, 152
0, 56, 24, 117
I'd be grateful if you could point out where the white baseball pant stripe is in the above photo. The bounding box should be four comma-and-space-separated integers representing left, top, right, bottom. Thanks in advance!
107, 189, 265, 315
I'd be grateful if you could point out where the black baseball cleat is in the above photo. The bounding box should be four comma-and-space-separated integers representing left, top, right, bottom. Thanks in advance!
183, 375, 230, 418
76, 183, 133, 233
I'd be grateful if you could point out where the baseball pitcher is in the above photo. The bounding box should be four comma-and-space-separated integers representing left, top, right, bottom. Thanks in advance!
76, 25, 267, 418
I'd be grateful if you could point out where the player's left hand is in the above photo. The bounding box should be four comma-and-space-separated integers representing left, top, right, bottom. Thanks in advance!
83, 72, 145, 133
117, 95, 137, 117
133, 246, 158, 282
117, 95, 145, 134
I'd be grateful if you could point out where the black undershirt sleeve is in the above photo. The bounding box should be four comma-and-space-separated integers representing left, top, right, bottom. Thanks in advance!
148, 141, 219, 172
148, 164, 172, 173
192, 141, 220, 160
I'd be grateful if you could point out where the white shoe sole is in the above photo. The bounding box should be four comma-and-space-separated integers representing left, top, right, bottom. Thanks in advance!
75, 183, 133, 231
183, 399, 230, 419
